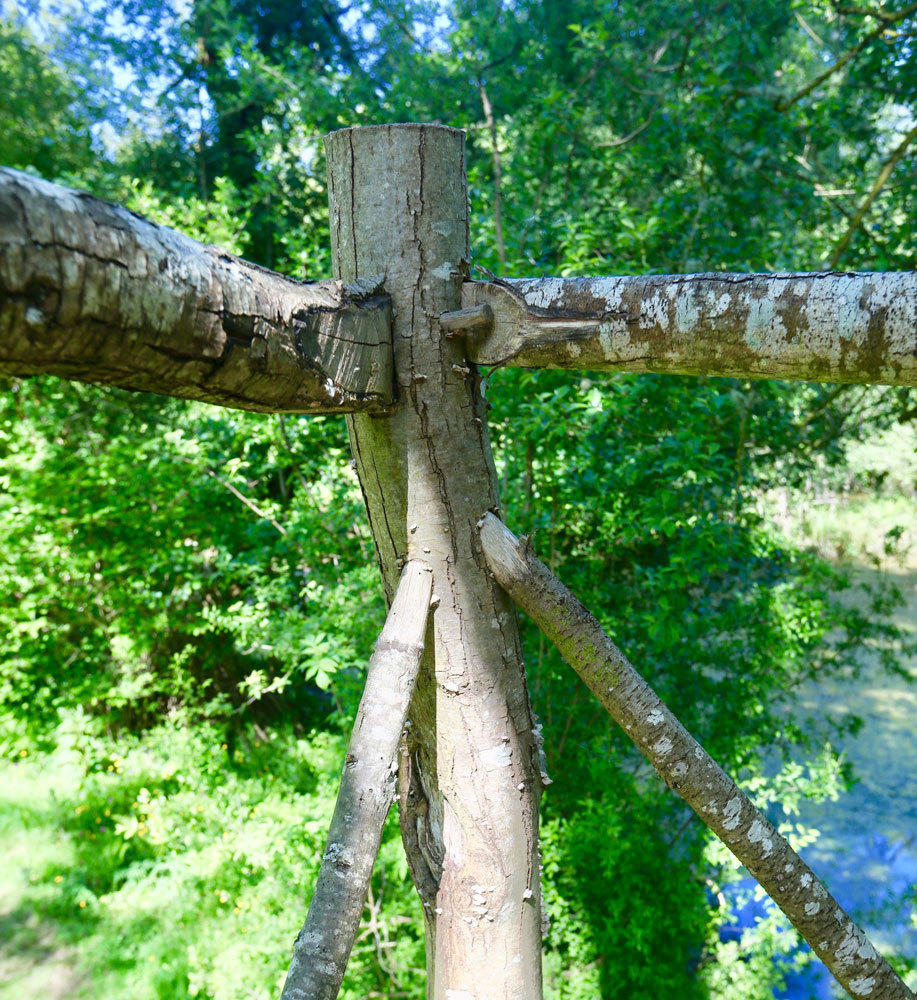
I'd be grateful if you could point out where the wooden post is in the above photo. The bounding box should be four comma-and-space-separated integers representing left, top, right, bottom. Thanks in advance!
324, 125, 544, 999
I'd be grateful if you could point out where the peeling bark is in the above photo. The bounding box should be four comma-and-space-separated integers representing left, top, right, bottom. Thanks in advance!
463, 273, 917, 386
326, 125, 544, 1000
281, 560, 432, 1000
479, 513, 914, 1000
0, 168, 394, 413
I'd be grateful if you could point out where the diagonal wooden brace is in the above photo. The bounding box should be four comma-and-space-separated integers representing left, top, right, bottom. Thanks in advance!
280, 560, 433, 1000
478, 512, 914, 1000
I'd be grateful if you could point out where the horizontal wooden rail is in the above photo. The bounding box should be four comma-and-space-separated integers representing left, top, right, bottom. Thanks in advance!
462, 273, 917, 386
0, 169, 394, 413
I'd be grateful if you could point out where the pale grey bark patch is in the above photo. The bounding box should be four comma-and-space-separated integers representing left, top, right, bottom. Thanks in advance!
463, 273, 917, 386
280, 560, 432, 1000
325, 124, 544, 1000
479, 513, 915, 1000
0, 168, 394, 412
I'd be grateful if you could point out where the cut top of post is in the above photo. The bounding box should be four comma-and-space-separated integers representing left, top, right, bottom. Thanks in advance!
324, 123, 470, 388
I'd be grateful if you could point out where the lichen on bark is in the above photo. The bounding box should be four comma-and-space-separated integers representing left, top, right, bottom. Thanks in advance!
463, 273, 917, 386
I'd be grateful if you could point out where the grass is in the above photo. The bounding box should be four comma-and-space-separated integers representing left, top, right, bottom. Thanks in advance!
767, 493, 916, 571
0, 718, 424, 1000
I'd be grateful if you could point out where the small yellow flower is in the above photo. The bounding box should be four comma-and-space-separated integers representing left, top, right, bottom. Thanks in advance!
54, 875, 63, 883
79, 901, 86, 909
18, 749, 27, 757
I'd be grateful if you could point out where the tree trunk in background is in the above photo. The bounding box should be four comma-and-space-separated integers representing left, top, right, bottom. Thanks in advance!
324, 124, 544, 999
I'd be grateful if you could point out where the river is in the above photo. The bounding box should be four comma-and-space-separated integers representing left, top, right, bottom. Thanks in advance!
726, 563, 917, 998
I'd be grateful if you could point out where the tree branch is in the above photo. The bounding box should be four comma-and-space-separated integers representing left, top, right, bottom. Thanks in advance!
833, 1, 917, 22
204, 468, 288, 536
775, 4, 917, 112
280, 560, 433, 1000
826, 126, 917, 268
479, 513, 914, 1000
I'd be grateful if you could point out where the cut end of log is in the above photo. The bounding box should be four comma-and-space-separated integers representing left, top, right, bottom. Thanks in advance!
478, 511, 531, 591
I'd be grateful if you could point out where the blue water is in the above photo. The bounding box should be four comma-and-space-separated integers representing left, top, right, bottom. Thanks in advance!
724, 566, 917, 998
721, 826, 917, 998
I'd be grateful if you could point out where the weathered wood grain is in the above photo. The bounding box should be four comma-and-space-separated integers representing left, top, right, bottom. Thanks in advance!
326, 124, 544, 1000
463, 273, 917, 386
0, 168, 394, 412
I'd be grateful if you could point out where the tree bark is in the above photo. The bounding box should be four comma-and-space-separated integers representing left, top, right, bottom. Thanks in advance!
281, 560, 432, 1000
325, 124, 544, 1000
479, 84, 506, 271
0, 168, 393, 413
479, 512, 915, 1000
462, 273, 917, 386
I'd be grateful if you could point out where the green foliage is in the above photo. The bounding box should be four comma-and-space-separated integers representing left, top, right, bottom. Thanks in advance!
0, 716, 425, 999
487, 366, 913, 999
1, 1, 915, 997
0, 377, 383, 737
0, 13, 94, 179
